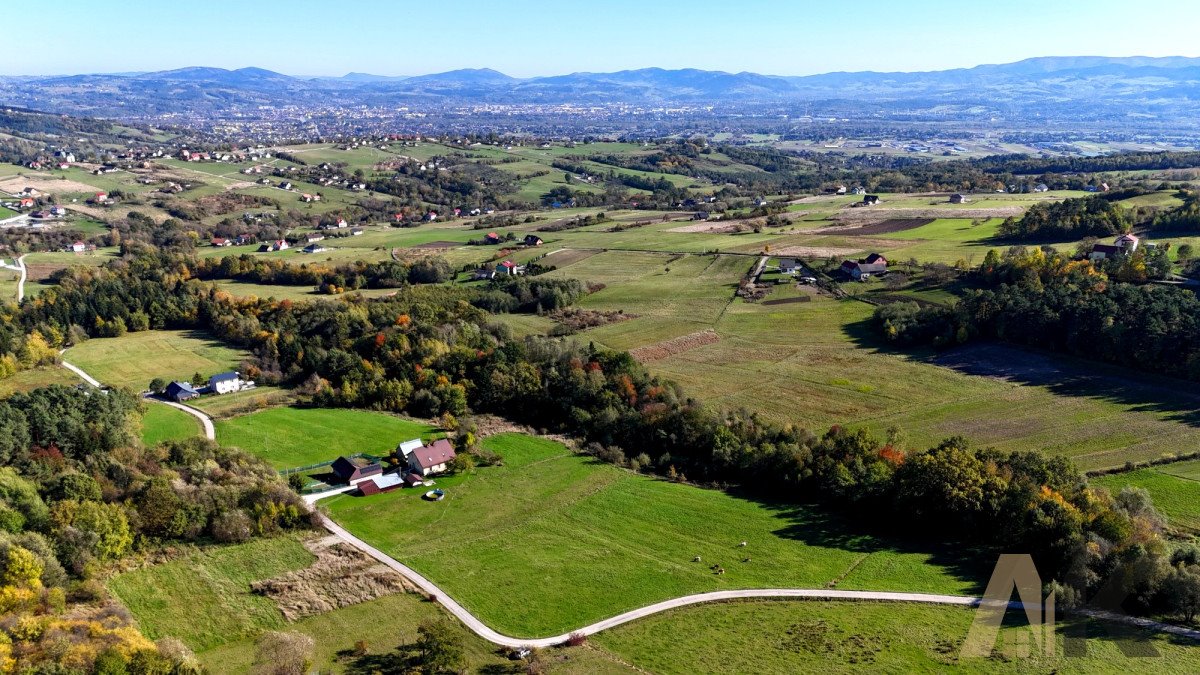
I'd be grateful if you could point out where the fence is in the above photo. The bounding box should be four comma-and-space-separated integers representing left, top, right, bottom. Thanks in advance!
278, 452, 386, 476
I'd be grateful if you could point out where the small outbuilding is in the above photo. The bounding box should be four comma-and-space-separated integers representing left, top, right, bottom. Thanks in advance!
331, 456, 383, 485
164, 381, 200, 402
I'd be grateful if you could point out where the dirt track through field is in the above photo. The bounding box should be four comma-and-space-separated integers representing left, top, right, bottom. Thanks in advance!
833, 206, 1023, 221
629, 329, 720, 362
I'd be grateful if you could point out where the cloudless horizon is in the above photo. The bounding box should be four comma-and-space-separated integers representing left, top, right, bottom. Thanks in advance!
13, 0, 1200, 78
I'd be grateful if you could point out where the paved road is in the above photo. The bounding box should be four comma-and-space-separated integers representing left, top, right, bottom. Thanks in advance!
146, 396, 216, 440
58, 355, 217, 441
15, 254, 26, 301
313, 509, 1200, 649
60, 358, 102, 388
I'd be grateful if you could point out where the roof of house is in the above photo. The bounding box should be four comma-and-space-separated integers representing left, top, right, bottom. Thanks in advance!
209, 371, 239, 383
397, 438, 423, 457
499, 260, 517, 269
331, 456, 382, 481
404, 472, 425, 486
1092, 244, 1122, 254
368, 473, 405, 491
1116, 233, 1140, 243
410, 439, 456, 470
165, 381, 199, 396
863, 253, 888, 265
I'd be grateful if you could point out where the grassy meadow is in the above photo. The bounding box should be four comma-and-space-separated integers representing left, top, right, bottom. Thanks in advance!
323, 433, 984, 638
590, 599, 1200, 674
140, 402, 202, 446
65, 329, 248, 391
215, 407, 436, 469
1093, 462, 1200, 532
0, 366, 82, 397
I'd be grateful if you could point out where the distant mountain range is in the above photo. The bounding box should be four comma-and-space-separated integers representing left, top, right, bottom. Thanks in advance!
6, 56, 1200, 121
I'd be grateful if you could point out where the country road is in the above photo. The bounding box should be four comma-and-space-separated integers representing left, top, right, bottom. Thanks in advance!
147, 396, 216, 440
16, 254, 26, 301
315, 512, 1200, 649
58, 352, 217, 440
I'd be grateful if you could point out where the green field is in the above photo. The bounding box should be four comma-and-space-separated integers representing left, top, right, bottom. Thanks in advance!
324, 433, 982, 638
109, 537, 314, 651
0, 366, 82, 397
140, 402, 202, 446
590, 599, 1200, 674
109, 536, 527, 674
65, 329, 248, 391
215, 407, 436, 469
1093, 464, 1200, 532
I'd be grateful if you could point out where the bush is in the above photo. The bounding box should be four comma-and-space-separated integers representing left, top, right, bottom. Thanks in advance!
211, 509, 252, 543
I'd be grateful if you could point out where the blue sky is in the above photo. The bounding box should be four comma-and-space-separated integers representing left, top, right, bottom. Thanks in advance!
14, 0, 1200, 77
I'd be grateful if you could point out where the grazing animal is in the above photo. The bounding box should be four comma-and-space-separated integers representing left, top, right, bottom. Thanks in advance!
739, 541, 747, 547
692, 556, 701, 562
743, 557, 752, 563
715, 567, 725, 575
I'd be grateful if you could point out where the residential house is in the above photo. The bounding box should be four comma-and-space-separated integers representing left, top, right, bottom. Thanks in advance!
1033, 183, 1050, 193
208, 372, 245, 395
471, 268, 496, 281
862, 195, 880, 206
69, 241, 88, 253
331, 456, 383, 485
49, 206, 66, 217
93, 192, 109, 204
1115, 233, 1140, 252
407, 439, 456, 477
949, 193, 970, 204
351, 228, 364, 236
211, 237, 232, 247
164, 381, 200, 402
259, 240, 290, 252
840, 253, 888, 280
17, 198, 34, 209
305, 233, 325, 243
279, 181, 293, 190
497, 260, 525, 276
1090, 233, 1141, 261
778, 258, 800, 274
302, 243, 328, 254
234, 234, 254, 246
692, 211, 710, 220
851, 186, 867, 195
523, 234, 544, 247
395, 438, 424, 461
483, 232, 502, 245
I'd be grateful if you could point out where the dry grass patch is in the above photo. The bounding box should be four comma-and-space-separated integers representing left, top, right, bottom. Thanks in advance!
769, 245, 864, 258
251, 536, 415, 621
833, 206, 1023, 221
0, 175, 102, 195
630, 329, 721, 362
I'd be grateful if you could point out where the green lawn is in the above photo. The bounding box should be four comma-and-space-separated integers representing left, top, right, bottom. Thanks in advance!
591, 599, 1200, 674
323, 433, 982, 638
140, 402, 201, 446
65, 329, 248, 391
215, 407, 436, 469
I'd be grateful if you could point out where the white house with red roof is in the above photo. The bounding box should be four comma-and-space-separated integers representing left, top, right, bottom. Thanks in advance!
407, 439, 457, 476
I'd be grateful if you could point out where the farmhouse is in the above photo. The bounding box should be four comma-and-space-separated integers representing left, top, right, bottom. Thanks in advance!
471, 268, 496, 281
207, 371, 245, 395
483, 232, 502, 245
259, 240, 290, 252
778, 258, 800, 274
17, 198, 35, 209
302, 243, 328, 254
69, 241, 89, 253
331, 456, 383, 485
851, 186, 866, 195
497, 260, 526, 276
305, 233, 325, 243
1090, 233, 1140, 261
523, 234, 544, 247
164, 381, 200, 402
862, 195, 880, 206
949, 193, 970, 204
408, 439, 456, 477
395, 438, 424, 460
840, 253, 888, 280
211, 237, 232, 247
